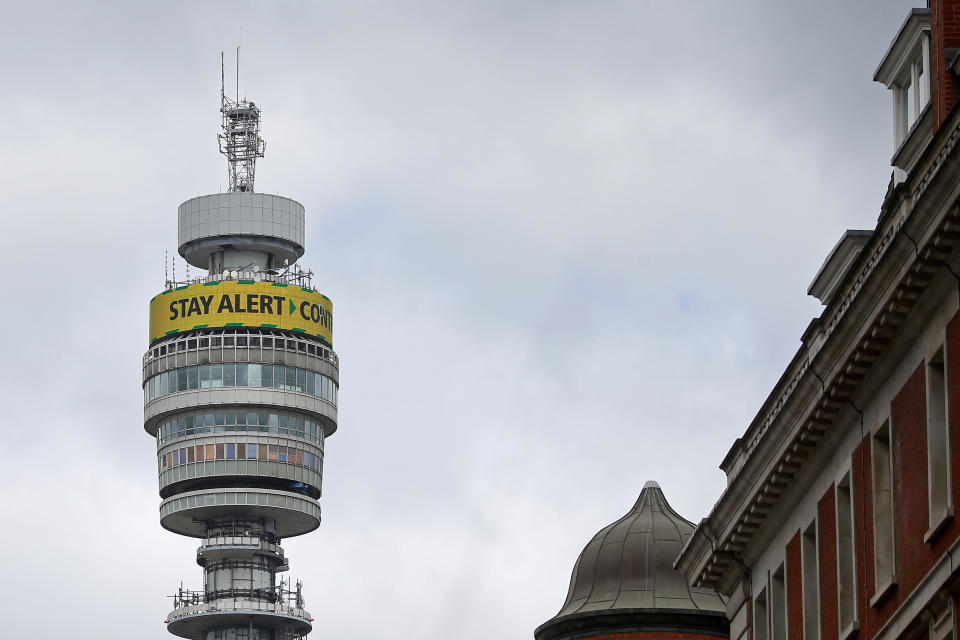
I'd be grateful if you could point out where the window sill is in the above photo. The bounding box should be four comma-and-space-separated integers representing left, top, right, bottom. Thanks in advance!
870, 577, 898, 608
891, 101, 932, 176
924, 506, 954, 544
839, 620, 860, 640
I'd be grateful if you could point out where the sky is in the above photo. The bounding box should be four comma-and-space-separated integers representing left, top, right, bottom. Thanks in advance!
0, 1, 918, 638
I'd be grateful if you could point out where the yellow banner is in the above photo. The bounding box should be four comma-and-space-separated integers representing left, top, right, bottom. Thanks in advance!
149, 281, 333, 345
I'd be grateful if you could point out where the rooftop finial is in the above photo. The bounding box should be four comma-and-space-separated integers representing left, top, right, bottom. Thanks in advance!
218, 49, 265, 193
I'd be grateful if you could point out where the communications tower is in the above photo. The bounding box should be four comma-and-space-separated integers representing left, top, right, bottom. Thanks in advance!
143, 56, 337, 640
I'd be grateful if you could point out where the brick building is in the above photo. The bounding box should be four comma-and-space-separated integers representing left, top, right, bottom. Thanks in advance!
672, 3, 960, 640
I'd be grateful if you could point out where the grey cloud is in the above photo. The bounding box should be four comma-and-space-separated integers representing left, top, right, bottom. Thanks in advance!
0, 1, 914, 638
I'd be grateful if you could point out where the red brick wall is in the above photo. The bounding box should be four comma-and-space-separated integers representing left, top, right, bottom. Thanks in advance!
888, 362, 929, 615
818, 486, 838, 640
786, 530, 803, 640
947, 312, 960, 523
931, 1, 960, 129
855, 312, 960, 632
764, 310, 960, 639
852, 435, 872, 635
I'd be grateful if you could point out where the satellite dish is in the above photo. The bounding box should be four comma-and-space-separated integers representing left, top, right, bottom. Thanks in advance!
222, 270, 230, 279
252, 265, 260, 273
231, 270, 238, 279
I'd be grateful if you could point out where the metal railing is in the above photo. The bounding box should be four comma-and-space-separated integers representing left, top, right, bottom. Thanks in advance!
170, 579, 305, 610
165, 264, 314, 291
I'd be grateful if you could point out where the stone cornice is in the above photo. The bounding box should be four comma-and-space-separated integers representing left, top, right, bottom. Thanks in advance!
677, 103, 960, 591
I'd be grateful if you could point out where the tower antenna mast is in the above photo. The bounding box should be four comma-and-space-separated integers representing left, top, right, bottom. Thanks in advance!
217, 47, 264, 193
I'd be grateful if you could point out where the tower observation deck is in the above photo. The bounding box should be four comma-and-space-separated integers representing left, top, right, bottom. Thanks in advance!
143, 59, 337, 640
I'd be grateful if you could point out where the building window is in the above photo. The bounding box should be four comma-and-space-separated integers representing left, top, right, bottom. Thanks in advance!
836, 471, 858, 635
802, 520, 820, 640
771, 564, 787, 640
871, 420, 897, 601
930, 595, 955, 640
926, 344, 953, 540
754, 587, 769, 640
144, 363, 339, 407
893, 35, 931, 147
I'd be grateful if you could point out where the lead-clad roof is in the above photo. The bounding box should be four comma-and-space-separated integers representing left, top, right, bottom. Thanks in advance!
535, 481, 727, 640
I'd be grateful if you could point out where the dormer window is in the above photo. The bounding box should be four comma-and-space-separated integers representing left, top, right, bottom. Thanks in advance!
893, 41, 930, 146
874, 9, 932, 179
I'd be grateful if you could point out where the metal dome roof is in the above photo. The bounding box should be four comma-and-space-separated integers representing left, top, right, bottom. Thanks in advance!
535, 481, 728, 640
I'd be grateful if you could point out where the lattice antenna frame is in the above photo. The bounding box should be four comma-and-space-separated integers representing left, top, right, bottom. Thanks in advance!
218, 49, 265, 193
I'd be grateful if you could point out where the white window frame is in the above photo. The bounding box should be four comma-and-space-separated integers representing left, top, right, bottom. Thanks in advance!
870, 418, 897, 605
929, 592, 956, 640
874, 12, 931, 183
835, 467, 859, 639
925, 341, 954, 542
802, 518, 821, 640
754, 585, 769, 640
892, 34, 930, 148
771, 562, 787, 640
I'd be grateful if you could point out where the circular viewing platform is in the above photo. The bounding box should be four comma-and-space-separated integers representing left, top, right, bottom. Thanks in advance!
160, 487, 321, 538
197, 535, 286, 566
166, 598, 312, 639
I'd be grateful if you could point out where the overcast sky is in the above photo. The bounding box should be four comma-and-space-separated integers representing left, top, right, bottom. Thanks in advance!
0, 1, 917, 638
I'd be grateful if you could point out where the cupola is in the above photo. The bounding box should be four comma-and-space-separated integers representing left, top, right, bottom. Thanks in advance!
534, 482, 729, 640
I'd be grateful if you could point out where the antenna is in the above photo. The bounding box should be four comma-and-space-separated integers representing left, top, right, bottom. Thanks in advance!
217, 47, 265, 193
